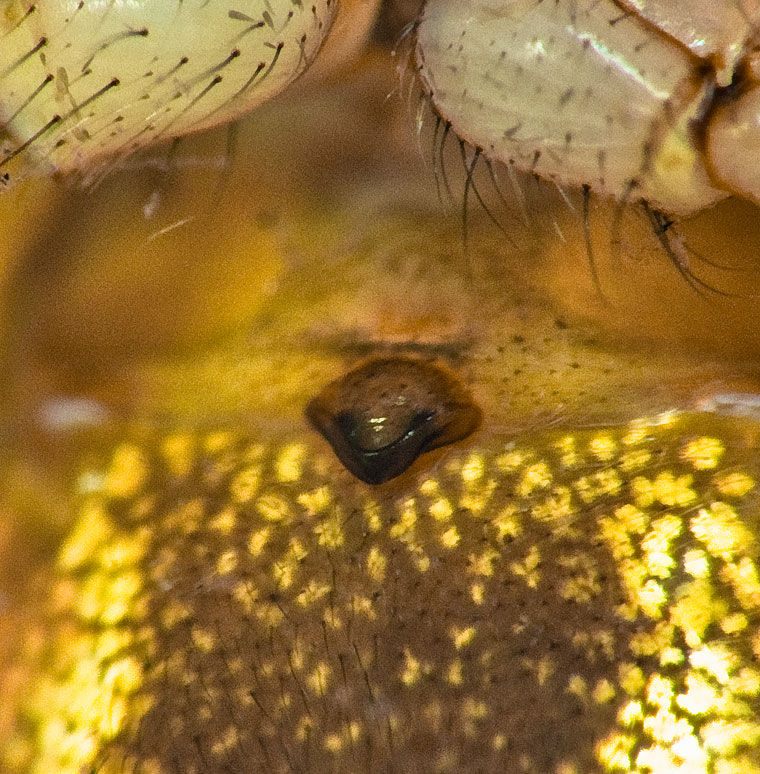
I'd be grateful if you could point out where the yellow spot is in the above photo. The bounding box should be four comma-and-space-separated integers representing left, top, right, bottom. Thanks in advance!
161, 599, 190, 629
419, 478, 439, 496
556, 435, 580, 468
517, 461, 552, 497
447, 659, 463, 685
681, 436, 725, 470
683, 549, 710, 578
297, 486, 332, 515
429, 497, 453, 521
646, 675, 675, 710
229, 466, 261, 504
276, 442, 307, 482
161, 433, 195, 477
191, 627, 217, 653
660, 646, 684, 666
676, 672, 719, 715
204, 430, 235, 454
58, 501, 114, 571
618, 663, 645, 696
171, 500, 204, 534
211, 726, 240, 757
630, 622, 675, 657
559, 555, 600, 603
209, 507, 237, 534
715, 471, 755, 498
470, 582, 484, 604
324, 733, 343, 753
731, 667, 760, 696
653, 470, 696, 507
468, 547, 499, 577
401, 648, 423, 686
256, 492, 292, 522
450, 625, 476, 650
258, 602, 283, 627
363, 500, 382, 532
592, 679, 615, 704
408, 543, 431, 573
366, 545, 387, 582
721, 556, 760, 609
295, 715, 313, 742
296, 580, 330, 607
390, 499, 417, 540
322, 607, 343, 631
460, 478, 496, 514
272, 538, 308, 589
596, 732, 635, 770
289, 643, 305, 671
701, 718, 760, 755
440, 526, 460, 549
216, 550, 238, 574
307, 662, 331, 695
690, 644, 737, 685
345, 721, 361, 743
574, 469, 622, 503
630, 475, 656, 508
491, 505, 522, 540
535, 656, 554, 686
531, 485, 575, 524
492, 733, 507, 751
510, 545, 541, 588
716, 757, 760, 774
720, 612, 748, 635
462, 696, 488, 720
618, 448, 652, 472
314, 509, 345, 549
351, 594, 377, 619
77, 569, 143, 625
461, 452, 485, 484
104, 443, 148, 498
94, 630, 133, 662
567, 675, 588, 700
589, 433, 617, 461
495, 448, 524, 472
248, 527, 271, 556
691, 503, 755, 561
623, 422, 649, 445
642, 514, 682, 578
617, 700, 643, 727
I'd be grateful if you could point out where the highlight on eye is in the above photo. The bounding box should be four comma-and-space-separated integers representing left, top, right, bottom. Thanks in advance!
306, 356, 482, 484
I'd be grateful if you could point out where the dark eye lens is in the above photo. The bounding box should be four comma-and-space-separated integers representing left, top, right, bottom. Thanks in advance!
306, 357, 481, 484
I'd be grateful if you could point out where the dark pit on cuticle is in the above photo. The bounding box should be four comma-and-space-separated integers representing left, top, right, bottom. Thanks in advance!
306, 357, 482, 484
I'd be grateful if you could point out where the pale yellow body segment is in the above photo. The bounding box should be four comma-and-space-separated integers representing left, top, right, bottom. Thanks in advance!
0, 0, 338, 177
415, 0, 760, 214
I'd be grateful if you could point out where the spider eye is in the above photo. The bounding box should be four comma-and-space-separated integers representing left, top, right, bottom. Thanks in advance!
306, 357, 481, 484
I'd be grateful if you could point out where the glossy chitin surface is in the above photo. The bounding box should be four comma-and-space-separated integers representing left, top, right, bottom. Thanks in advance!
619, 0, 760, 85
0, 0, 336, 177
4, 414, 760, 773
415, 0, 727, 215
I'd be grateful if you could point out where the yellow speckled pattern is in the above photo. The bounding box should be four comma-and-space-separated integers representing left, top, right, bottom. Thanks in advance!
5, 413, 760, 773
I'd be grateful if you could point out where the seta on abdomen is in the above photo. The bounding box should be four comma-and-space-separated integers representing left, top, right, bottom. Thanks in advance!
4, 413, 760, 773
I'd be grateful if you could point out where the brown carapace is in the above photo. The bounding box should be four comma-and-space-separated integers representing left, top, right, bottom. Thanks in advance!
306, 357, 482, 484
